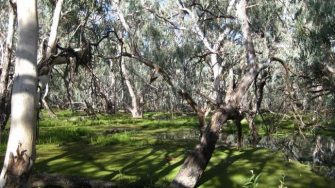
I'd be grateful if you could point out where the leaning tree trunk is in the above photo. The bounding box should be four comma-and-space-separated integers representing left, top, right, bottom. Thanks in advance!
238, 0, 262, 146
0, 0, 38, 187
37, 0, 63, 118
171, 62, 266, 187
171, 60, 268, 188
171, 40, 264, 188
171, 110, 229, 188
0, 1, 16, 131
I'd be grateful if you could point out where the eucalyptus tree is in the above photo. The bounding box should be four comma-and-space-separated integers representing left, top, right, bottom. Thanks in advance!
36, 0, 118, 113
107, 0, 218, 129
0, 0, 38, 186
103, 1, 254, 185
168, 0, 290, 187
105, 0, 149, 118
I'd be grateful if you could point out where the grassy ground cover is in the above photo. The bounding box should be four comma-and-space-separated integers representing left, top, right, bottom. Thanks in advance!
1, 110, 334, 187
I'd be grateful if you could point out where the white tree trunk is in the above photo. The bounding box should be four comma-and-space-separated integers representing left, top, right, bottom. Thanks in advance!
36, 0, 63, 120
45, 0, 63, 60
210, 54, 223, 105
0, 0, 38, 187
237, 0, 256, 64
120, 59, 143, 118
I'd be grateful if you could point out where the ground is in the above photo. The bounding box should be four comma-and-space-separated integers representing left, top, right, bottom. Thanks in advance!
1, 110, 334, 187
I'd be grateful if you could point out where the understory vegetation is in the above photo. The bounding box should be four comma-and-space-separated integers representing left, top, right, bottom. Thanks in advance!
1, 110, 332, 187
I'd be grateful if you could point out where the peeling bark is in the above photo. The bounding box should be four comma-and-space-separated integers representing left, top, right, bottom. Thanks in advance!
0, 0, 38, 186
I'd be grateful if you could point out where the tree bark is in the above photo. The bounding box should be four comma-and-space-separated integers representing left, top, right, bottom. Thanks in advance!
0, 0, 38, 186
171, 59, 268, 187
237, 0, 256, 65
171, 59, 268, 188
112, 0, 143, 118
37, 0, 63, 85
238, 0, 264, 145
0, 1, 16, 131
210, 54, 223, 105
171, 110, 229, 188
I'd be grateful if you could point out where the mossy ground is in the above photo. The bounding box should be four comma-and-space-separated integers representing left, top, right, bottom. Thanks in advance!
1, 110, 334, 187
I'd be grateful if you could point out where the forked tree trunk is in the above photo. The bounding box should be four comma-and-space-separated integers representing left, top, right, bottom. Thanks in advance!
171, 59, 269, 188
171, 1, 267, 186
0, 0, 38, 187
171, 65, 265, 187
37, 0, 63, 116
171, 110, 229, 188
238, 0, 261, 146
37, 0, 63, 86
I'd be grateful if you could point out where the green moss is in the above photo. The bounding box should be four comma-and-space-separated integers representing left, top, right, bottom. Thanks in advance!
35, 143, 334, 188
199, 148, 333, 188
1, 110, 334, 187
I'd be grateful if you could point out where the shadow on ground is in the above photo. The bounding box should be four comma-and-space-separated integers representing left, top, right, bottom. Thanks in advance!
35, 142, 335, 188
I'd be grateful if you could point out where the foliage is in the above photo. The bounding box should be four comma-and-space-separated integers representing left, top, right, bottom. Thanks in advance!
242, 170, 261, 188
278, 174, 288, 188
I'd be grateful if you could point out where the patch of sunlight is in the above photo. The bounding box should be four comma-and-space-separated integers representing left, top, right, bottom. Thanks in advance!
231, 174, 248, 185
113, 173, 139, 183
